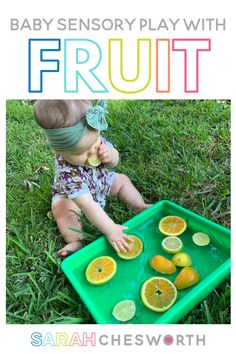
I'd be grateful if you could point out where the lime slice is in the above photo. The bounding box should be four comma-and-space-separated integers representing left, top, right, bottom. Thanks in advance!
87, 155, 101, 167
161, 236, 183, 254
112, 300, 136, 322
192, 232, 210, 246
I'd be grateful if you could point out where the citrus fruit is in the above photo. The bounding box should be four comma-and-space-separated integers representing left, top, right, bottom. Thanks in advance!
174, 266, 200, 289
117, 235, 143, 260
192, 232, 210, 246
87, 154, 102, 166
150, 255, 177, 274
141, 277, 177, 312
112, 300, 136, 322
85, 256, 117, 285
159, 215, 187, 236
161, 236, 183, 254
172, 252, 192, 267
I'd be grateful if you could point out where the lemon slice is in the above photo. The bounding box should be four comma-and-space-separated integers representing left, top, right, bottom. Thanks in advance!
112, 300, 136, 322
161, 236, 183, 254
192, 232, 210, 246
159, 216, 187, 236
87, 155, 101, 167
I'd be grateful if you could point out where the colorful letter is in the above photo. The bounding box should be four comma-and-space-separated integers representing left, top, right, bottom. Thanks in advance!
31, 332, 42, 347
28, 38, 60, 93
56, 332, 68, 346
172, 39, 211, 92
69, 333, 83, 346
64, 39, 108, 93
42, 332, 55, 346
156, 39, 170, 92
83, 332, 96, 346
109, 39, 151, 93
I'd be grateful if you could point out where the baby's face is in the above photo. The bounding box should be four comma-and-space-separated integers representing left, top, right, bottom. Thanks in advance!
59, 129, 101, 166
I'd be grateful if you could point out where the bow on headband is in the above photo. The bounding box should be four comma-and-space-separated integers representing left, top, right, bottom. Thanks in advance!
43, 100, 108, 151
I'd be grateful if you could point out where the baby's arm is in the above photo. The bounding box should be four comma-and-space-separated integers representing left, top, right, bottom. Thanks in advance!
73, 193, 133, 252
98, 143, 119, 168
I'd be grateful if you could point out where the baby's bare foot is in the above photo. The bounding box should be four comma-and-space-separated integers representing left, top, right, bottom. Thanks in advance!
135, 203, 153, 212
58, 240, 84, 257
143, 203, 153, 209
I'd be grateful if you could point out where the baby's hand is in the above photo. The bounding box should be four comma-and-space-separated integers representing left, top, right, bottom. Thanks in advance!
97, 143, 113, 164
106, 224, 134, 253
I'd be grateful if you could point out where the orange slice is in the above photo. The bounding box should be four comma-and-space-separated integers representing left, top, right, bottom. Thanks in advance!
141, 277, 177, 312
85, 256, 117, 285
150, 255, 177, 274
174, 266, 200, 290
117, 235, 143, 260
159, 215, 187, 236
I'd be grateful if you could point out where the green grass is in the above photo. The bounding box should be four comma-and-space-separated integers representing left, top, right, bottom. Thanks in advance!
6, 99, 230, 324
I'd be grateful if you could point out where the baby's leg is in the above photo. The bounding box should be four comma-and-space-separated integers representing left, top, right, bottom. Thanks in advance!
51, 196, 84, 256
110, 174, 152, 211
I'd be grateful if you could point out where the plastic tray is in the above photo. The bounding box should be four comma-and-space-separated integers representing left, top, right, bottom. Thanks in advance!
61, 200, 230, 324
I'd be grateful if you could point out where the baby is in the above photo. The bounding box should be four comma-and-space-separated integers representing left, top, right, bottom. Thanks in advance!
34, 100, 151, 256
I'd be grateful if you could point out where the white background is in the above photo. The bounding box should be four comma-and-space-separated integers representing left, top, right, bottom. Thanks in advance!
0, 0, 235, 353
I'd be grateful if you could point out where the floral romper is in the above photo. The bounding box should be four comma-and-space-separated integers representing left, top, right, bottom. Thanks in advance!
52, 138, 116, 209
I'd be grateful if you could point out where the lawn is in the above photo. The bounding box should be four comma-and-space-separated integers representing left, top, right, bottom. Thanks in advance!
6, 99, 230, 324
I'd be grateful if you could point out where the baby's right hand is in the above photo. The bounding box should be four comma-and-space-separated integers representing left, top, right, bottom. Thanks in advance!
106, 224, 134, 253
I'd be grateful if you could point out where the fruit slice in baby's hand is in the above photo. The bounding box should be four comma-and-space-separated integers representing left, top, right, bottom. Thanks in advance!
117, 235, 143, 260
87, 155, 102, 166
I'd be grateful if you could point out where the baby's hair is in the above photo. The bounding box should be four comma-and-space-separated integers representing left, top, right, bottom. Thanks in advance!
34, 100, 93, 129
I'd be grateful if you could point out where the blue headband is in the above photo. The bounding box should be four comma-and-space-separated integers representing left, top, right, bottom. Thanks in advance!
43, 100, 108, 151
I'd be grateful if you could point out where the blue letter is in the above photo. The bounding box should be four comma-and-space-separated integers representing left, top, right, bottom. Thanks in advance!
64, 39, 108, 93
28, 38, 61, 92
31, 332, 42, 346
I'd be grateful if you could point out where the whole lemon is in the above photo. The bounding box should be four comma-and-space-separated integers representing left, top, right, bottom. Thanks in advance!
172, 252, 192, 267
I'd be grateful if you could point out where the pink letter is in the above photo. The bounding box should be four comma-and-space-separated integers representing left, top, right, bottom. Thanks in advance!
83, 332, 96, 346
172, 39, 211, 92
69, 333, 83, 346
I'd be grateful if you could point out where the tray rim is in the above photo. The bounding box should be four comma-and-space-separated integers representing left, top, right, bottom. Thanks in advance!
61, 199, 231, 324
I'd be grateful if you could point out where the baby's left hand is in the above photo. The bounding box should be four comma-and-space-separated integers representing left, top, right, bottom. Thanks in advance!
98, 143, 113, 164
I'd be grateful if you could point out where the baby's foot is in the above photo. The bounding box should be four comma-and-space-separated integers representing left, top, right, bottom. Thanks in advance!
135, 203, 153, 212
58, 240, 84, 257
143, 203, 153, 210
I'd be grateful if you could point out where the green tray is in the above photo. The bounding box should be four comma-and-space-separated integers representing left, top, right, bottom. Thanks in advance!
61, 200, 230, 324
